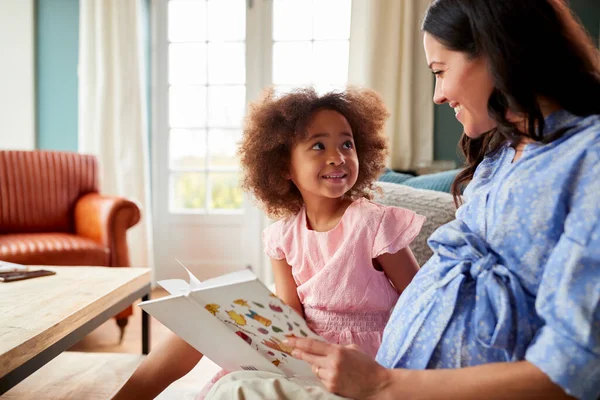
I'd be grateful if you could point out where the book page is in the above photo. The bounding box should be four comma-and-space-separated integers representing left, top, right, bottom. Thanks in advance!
157, 279, 189, 296
157, 263, 252, 296
176, 258, 203, 291
190, 278, 324, 378
193, 268, 256, 291
139, 295, 281, 374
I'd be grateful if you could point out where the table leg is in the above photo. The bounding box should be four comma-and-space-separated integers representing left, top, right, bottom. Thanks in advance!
142, 294, 150, 354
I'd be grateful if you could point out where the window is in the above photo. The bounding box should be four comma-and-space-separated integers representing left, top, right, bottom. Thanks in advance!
272, 0, 351, 94
163, 0, 351, 214
167, 0, 246, 213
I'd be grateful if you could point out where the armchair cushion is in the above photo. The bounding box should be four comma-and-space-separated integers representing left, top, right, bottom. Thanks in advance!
0, 233, 109, 266
75, 193, 141, 267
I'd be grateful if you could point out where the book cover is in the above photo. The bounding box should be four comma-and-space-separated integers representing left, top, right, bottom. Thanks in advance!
139, 267, 323, 378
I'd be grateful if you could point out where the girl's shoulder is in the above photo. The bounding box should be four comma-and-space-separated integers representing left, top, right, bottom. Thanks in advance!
349, 198, 423, 229
262, 210, 303, 238
347, 198, 386, 220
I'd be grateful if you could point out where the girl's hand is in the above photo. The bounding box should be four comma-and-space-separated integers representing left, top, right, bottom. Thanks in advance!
285, 337, 391, 399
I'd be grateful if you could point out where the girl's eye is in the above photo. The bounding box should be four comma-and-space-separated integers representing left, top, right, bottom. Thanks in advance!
342, 141, 354, 150
432, 70, 444, 78
311, 142, 325, 150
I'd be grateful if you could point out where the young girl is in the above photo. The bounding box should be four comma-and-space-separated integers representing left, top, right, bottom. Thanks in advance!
239, 86, 425, 359
112, 87, 424, 400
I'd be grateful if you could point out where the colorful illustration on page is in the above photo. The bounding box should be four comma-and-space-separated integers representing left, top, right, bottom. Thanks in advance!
205, 303, 220, 316
205, 288, 321, 374
227, 310, 247, 326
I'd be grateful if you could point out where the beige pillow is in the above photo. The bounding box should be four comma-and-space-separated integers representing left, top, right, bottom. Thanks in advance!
373, 182, 456, 266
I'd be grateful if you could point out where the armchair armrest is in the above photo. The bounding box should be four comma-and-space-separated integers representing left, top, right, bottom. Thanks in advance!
74, 193, 141, 267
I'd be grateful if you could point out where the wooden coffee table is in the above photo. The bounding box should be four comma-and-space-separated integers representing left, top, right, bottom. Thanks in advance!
0, 266, 151, 395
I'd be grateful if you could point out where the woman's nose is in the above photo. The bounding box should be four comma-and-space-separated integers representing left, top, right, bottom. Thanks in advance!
433, 81, 447, 105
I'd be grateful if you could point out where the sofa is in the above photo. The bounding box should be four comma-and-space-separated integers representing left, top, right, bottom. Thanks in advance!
374, 181, 456, 266
0, 150, 142, 339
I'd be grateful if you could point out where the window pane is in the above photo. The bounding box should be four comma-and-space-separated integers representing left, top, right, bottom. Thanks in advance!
169, 43, 207, 84
312, 41, 349, 85
273, 85, 296, 96
208, 43, 245, 84
273, 42, 312, 85
208, 86, 246, 127
208, 129, 241, 167
169, 86, 207, 127
210, 172, 243, 210
313, 84, 345, 96
208, 0, 245, 41
171, 172, 206, 210
168, 0, 206, 42
170, 129, 207, 169
273, 0, 313, 41
313, 0, 351, 40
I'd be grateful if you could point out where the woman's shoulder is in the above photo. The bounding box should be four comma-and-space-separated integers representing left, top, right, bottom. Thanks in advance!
545, 110, 600, 146
543, 112, 600, 164
567, 113, 600, 147
577, 112, 600, 130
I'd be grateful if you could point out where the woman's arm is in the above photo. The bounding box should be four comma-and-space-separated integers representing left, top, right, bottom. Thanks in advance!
379, 361, 573, 400
271, 257, 303, 317
376, 247, 420, 293
286, 338, 574, 400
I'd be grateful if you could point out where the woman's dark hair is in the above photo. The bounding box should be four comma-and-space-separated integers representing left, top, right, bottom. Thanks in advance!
422, 0, 600, 205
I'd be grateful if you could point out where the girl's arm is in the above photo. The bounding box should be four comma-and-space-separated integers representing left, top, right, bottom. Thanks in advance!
286, 338, 574, 400
111, 331, 203, 399
376, 247, 420, 293
271, 257, 304, 317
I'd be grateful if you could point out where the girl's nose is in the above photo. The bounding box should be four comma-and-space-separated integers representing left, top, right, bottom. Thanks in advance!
328, 150, 345, 165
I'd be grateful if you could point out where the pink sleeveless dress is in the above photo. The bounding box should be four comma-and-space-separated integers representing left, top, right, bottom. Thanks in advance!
197, 198, 424, 398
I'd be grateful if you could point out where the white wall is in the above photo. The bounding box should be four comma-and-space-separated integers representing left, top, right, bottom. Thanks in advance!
0, 0, 35, 150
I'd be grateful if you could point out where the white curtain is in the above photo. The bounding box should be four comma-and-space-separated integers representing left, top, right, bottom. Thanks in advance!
78, 0, 154, 271
348, 0, 434, 171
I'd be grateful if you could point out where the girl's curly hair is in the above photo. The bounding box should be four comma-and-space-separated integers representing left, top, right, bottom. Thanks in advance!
239, 86, 389, 219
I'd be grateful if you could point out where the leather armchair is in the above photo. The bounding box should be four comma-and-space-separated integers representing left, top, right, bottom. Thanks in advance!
0, 150, 141, 340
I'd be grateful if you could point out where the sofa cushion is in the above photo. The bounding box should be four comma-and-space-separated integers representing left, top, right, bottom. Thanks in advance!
0, 233, 110, 266
374, 182, 456, 266
378, 169, 414, 185
379, 168, 461, 193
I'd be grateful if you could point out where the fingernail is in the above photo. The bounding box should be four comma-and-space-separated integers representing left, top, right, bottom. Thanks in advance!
292, 350, 300, 357
282, 340, 289, 344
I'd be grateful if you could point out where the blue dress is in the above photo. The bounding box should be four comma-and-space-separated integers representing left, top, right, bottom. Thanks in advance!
376, 110, 600, 400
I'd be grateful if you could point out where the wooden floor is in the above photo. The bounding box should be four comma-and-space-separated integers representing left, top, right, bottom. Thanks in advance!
70, 287, 172, 353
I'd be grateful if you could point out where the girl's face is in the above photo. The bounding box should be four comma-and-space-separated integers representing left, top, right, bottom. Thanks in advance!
424, 33, 497, 138
288, 109, 359, 203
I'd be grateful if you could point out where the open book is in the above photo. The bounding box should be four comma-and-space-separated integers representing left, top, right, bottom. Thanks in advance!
139, 266, 323, 379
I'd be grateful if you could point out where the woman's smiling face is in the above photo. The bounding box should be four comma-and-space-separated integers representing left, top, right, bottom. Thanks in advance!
424, 33, 497, 138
